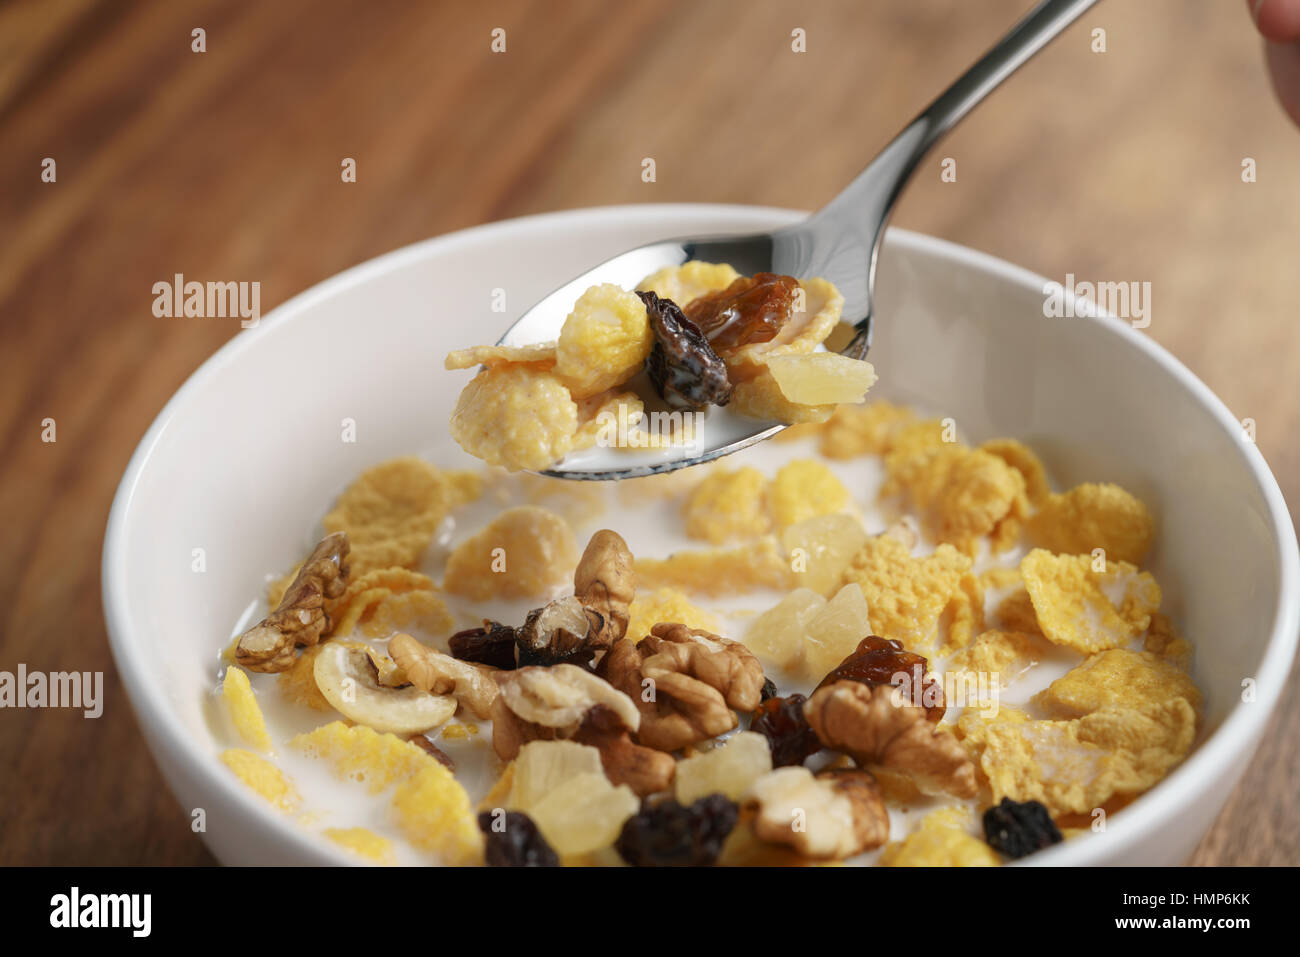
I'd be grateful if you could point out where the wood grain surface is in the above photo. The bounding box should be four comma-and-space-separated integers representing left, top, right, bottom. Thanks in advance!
0, 0, 1295, 866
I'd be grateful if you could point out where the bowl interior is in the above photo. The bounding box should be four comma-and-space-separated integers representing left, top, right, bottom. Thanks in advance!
105, 204, 1297, 865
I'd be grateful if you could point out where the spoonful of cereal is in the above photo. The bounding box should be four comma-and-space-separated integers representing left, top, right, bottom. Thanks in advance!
446, 0, 1098, 479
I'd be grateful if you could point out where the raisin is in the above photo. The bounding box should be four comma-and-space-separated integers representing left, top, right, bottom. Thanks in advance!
750, 693, 821, 767
638, 290, 733, 411
449, 621, 518, 670
982, 798, 1062, 859
759, 676, 778, 702
682, 273, 799, 353
477, 810, 560, 867
815, 635, 945, 720
615, 794, 738, 867
410, 735, 456, 771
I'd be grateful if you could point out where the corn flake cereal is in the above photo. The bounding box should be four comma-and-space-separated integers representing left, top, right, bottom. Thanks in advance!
945, 630, 1045, 690
277, 643, 333, 711
444, 342, 558, 371
450, 364, 578, 471
768, 459, 850, 529
818, 400, 917, 459
222, 665, 271, 751
839, 535, 971, 652
1035, 648, 1201, 720
324, 827, 396, 864
330, 568, 445, 637
220, 749, 298, 811
571, 390, 646, 452
1028, 482, 1155, 565
729, 369, 837, 425
1020, 549, 1161, 654
443, 505, 577, 601
635, 538, 792, 597
290, 721, 436, 794
636, 260, 740, 305
980, 438, 1052, 507
391, 764, 484, 865
940, 571, 986, 654
554, 284, 655, 399
1144, 612, 1193, 671
879, 807, 999, 867
683, 466, 770, 543
324, 457, 459, 546
626, 587, 722, 641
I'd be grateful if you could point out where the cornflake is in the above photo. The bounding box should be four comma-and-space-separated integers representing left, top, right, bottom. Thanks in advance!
450, 364, 579, 472
1144, 612, 1193, 670
290, 721, 438, 794
554, 284, 655, 399
819, 400, 918, 459
391, 764, 484, 865
220, 749, 298, 811
636, 260, 740, 305
1020, 549, 1161, 654
635, 538, 791, 596
1035, 648, 1201, 720
222, 666, 271, 751
683, 466, 770, 543
330, 568, 452, 638
445, 343, 558, 371
1028, 482, 1155, 565
945, 629, 1045, 690
626, 587, 721, 642
324, 827, 395, 865
879, 807, 999, 867
768, 459, 850, 529
980, 438, 1052, 507
443, 506, 577, 601
277, 643, 333, 711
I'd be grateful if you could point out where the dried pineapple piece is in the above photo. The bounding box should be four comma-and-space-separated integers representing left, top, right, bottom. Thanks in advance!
803, 584, 872, 680
443, 506, 577, 601
392, 764, 484, 865
222, 665, 271, 751
782, 512, 869, 596
729, 368, 836, 425
880, 807, 999, 867
744, 588, 826, 672
450, 364, 579, 471
289, 721, 436, 794
503, 740, 605, 811
765, 353, 876, 406
636, 260, 740, 304
683, 466, 770, 543
1027, 482, 1155, 565
675, 731, 773, 805
323, 827, 395, 864
444, 342, 558, 370
1020, 549, 1161, 654
554, 284, 654, 399
220, 749, 298, 811
527, 772, 639, 857
626, 587, 721, 641
635, 538, 791, 596
768, 459, 851, 529
1035, 648, 1201, 719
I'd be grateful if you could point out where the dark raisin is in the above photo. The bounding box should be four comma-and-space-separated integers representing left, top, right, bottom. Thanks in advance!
638, 290, 733, 411
615, 793, 738, 867
410, 735, 455, 771
449, 621, 518, 670
682, 273, 800, 353
982, 798, 1063, 859
759, 676, 778, 702
750, 693, 821, 767
477, 810, 560, 867
815, 634, 944, 720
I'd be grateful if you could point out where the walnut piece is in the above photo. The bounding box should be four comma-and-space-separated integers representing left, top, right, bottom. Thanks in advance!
805, 680, 977, 798
515, 596, 594, 667
388, 633, 499, 719
600, 623, 765, 752
236, 532, 350, 672
573, 529, 635, 646
748, 765, 889, 860
574, 704, 676, 797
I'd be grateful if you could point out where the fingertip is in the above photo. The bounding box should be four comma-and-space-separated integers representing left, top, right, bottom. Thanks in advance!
1253, 0, 1300, 42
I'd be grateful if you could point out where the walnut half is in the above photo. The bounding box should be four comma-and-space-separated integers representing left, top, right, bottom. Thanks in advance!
748, 765, 889, 860
573, 529, 635, 646
235, 532, 350, 673
805, 680, 977, 798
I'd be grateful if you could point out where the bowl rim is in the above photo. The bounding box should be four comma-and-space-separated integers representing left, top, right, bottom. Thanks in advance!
103, 202, 1300, 866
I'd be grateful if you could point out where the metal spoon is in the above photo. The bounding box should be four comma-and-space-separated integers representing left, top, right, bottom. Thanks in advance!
497, 0, 1100, 480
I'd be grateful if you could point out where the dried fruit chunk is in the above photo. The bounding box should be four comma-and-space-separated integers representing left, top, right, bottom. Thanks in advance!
313, 643, 456, 735
443, 506, 578, 601
515, 596, 598, 668
392, 764, 484, 865
816, 635, 944, 721
616, 794, 739, 867
1027, 482, 1155, 565
782, 512, 869, 596
805, 681, 976, 798
635, 538, 791, 596
626, 588, 720, 642
723, 276, 844, 372
682, 466, 770, 543
728, 369, 836, 424
450, 364, 579, 471
638, 290, 733, 410
525, 772, 640, 857
220, 749, 298, 811
768, 460, 851, 530
748, 766, 889, 860
291, 721, 439, 794
222, 665, 271, 751
636, 261, 741, 309
982, 798, 1062, 859
235, 532, 350, 673
388, 633, 499, 719
504, 740, 604, 810
554, 284, 655, 398
449, 621, 519, 670
750, 694, 821, 767
675, 731, 773, 804
478, 810, 560, 867
880, 808, 999, 867
444, 342, 559, 370
802, 583, 872, 681
1034, 648, 1201, 720
765, 353, 877, 406
682, 272, 799, 352
743, 588, 826, 673
1020, 549, 1161, 654
324, 827, 395, 864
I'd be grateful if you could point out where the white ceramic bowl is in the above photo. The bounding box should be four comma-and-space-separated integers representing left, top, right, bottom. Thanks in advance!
103, 204, 1299, 866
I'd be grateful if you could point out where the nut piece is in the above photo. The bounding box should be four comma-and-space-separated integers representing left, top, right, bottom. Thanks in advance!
748, 765, 889, 860
600, 623, 765, 752
236, 532, 351, 673
388, 633, 499, 719
516, 596, 595, 667
574, 704, 676, 797
492, 664, 641, 757
805, 681, 977, 798
573, 529, 635, 646
312, 642, 456, 735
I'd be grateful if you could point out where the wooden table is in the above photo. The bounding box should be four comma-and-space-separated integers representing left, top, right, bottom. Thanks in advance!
1, 0, 1295, 866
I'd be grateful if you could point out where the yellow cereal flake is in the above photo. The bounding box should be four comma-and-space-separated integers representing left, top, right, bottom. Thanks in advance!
626, 587, 722, 641
1020, 549, 1161, 654
450, 364, 579, 471
980, 438, 1052, 506
323, 827, 395, 864
945, 630, 1045, 690
977, 699, 1196, 817
635, 538, 792, 597
444, 342, 558, 371
880, 808, 999, 867
1028, 482, 1155, 565
329, 568, 446, 637
323, 457, 458, 549
571, 390, 646, 451
290, 721, 435, 794
884, 443, 1028, 555
220, 749, 298, 811
725, 277, 844, 372
994, 585, 1041, 634
440, 722, 479, 740
683, 466, 770, 543
277, 643, 333, 712
1035, 648, 1201, 720
443, 505, 577, 600
729, 369, 837, 425
954, 705, 1030, 766
940, 571, 986, 654
765, 353, 877, 406
1144, 612, 1193, 670
479, 762, 516, 812
392, 764, 484, 865
222, 666, 271, 751
978, 567, 1023, 592
768, 460, 850, 529
636, 260, 740, 305
818, 400, 917, 459
839, 535, 971, 653
885, 419, 951, 460
553, 284, 654, 398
